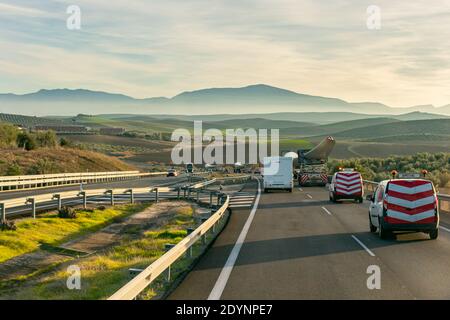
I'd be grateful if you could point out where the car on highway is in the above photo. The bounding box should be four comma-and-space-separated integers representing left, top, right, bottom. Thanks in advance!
329, 169, 363, 203
367, 178, 439, 239
166, 169, 178, 177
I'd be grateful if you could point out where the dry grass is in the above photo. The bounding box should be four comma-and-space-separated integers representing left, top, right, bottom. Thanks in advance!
0, 147, 136, 175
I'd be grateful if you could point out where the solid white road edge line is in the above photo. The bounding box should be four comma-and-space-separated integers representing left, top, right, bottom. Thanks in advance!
351, 235, 376, 257
208, 178, 262, 300
321, 207, 332, 215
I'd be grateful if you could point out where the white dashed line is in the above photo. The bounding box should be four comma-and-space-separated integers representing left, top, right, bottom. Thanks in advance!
321, 207, 332, 215
306, 194, 313, 199
208, 178, 261, 300
351, 235, 375, 257
298, 188, 303, 192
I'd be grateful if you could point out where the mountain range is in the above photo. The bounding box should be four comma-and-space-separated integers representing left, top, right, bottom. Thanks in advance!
1, 84, 449, 116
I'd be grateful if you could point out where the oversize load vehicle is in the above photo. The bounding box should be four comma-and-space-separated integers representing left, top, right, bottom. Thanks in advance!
367, 179, 439, 239
263, 156, 294, 193
329, 170, 363, 203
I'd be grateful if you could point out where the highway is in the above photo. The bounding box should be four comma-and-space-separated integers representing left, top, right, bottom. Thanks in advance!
170, 179, 450, 300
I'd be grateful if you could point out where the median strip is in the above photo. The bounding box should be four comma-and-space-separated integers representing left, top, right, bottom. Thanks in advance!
351, 235, 375, 257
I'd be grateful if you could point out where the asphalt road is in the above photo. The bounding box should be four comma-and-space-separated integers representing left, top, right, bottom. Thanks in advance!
169, 180, 450, 300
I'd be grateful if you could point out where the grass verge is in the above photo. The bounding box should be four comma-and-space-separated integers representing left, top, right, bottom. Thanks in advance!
0, 204, 145, 263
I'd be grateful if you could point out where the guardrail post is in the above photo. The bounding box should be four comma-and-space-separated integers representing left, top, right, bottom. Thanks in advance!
164, 244, 175, 282
127, 189, 134, 204
27, 198, 36, 219
0, 203, 5, 223
177, 187, 181, 199
155, 188, 159, 203
53, 194, 62, 210
78, 191, 87, 209
201, 218, 208, 245
186, 228, 195, 258
217, 194, 221, 206
188, 188, 191, 200
209, 192, 213, 208
110, 190, 114, 206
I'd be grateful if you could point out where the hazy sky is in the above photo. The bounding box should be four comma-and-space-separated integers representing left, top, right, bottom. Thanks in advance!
1, 0, 450, 107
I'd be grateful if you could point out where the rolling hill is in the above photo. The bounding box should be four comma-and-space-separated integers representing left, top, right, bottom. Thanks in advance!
329, 119, 450, 140
2, 84, 450, 116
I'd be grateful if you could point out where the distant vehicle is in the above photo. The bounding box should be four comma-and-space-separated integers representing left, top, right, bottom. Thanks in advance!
329, 169, 363, 203
367, 179, 439, 239
263, 156, 294, 193
186, 163, 194, 173
297, 136, 335, 187
167, 169, 178, 177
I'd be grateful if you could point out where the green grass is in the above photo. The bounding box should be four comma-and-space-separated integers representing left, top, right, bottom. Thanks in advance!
0, 204, 145, 263
2, 205, 202, 300
279, 139, 313, 150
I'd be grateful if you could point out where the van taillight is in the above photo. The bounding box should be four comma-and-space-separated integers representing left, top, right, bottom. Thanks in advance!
435, 195, 439, 209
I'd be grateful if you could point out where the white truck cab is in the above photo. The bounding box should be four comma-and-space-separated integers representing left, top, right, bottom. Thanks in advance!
263, 156, 294, 193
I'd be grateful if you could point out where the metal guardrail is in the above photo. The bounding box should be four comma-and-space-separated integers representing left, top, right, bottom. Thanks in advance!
108, 193, 230, 300
362, 180, 450, 212
0, 175, 227, 220
0, 171, 167, 192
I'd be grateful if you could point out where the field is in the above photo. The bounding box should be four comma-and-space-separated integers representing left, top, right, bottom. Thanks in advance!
0, 147, 136, 175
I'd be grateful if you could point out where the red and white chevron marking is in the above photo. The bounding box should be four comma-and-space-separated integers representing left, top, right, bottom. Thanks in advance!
300, 175, 309, 184
335, 172, 362, 196
385, 180, 437, 224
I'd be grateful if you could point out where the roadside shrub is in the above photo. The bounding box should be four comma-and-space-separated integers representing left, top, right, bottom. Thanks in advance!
1, 220, 17, 231
58, 206, 77, 219
17, 132, 36, 150
6, 163, 22, 176
97, 205, 106, 211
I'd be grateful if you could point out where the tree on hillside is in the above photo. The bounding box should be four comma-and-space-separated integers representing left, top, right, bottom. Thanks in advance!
0, 123, 19, 148
16, 132, 36, 150
35, 130, 58, 148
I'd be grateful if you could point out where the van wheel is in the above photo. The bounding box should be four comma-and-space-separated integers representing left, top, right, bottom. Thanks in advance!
429, 229, 438, 240
369, 215, 377, 233
378, 218, 389, 239
289, 188, 293, 193
264, 188, 268, 193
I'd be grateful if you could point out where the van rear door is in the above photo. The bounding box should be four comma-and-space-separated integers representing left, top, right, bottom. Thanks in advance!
335, 172, 362, 196
385, 180, 437, 224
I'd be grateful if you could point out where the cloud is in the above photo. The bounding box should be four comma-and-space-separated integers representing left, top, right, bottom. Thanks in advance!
0, 0, 450, 107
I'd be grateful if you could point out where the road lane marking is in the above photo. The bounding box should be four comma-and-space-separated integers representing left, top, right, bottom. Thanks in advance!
351, 235, 375, 257
440, 226, 450, 233
298, 188, 303, 191
321, 207, 332, 215
306, 194, 313, 199
208, 178, 261, 300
